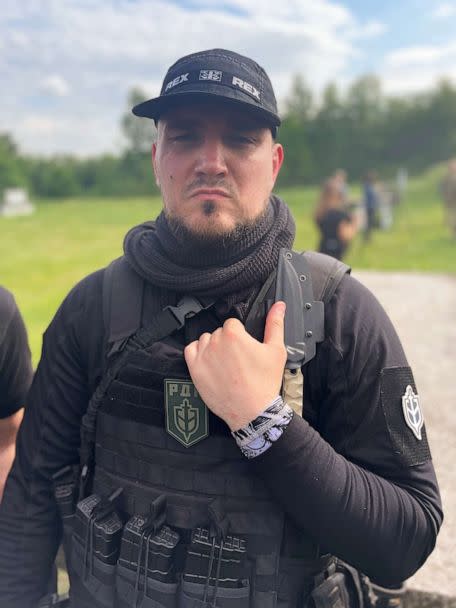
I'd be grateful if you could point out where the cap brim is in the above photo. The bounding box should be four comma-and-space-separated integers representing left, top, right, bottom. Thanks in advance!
132, 89, 281, 127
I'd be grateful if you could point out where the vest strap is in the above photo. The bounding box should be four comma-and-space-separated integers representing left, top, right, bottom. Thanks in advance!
103, 257, 144, 345
80, 291, 215, 499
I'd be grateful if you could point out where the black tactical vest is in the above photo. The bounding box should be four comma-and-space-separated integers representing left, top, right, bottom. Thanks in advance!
55, 251, 352, 608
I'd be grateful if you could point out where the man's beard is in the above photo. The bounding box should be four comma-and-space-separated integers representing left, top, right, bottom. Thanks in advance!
164, 202, 270, 247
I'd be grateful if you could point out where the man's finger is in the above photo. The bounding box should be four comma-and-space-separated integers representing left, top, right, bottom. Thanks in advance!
263, 301, 286, 346
184, 341, 198, 366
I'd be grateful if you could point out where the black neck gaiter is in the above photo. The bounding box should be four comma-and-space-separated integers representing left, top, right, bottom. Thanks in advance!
124, 194, 295, 309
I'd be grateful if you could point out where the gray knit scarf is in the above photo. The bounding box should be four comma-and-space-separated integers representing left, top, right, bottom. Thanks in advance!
124, 194, 295, 309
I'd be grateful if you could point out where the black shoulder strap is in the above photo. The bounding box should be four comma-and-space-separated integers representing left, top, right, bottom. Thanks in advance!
102, 256, 217, 359
245, 249, 350, 368
103, 257, 145, 357
102, 251, 350, 365
275, 250, 349, 420
303, 251, 351, 305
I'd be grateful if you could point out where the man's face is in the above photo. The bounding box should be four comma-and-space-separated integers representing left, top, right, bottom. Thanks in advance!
152, 101, 284, 238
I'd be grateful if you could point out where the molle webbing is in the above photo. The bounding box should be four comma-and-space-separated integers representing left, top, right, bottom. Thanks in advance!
79, 290, 214, 496
67, 250, 351, 608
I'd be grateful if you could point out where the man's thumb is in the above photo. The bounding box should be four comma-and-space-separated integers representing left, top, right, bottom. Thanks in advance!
263, 301, 286, 345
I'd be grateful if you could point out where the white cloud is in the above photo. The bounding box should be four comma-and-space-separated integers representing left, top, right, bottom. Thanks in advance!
381, 41, 456, 94
10, 113, 117, 157
41, 75, 70, 97
0, 0, 387, 155
351, 20, 388, 40
386, 46, 448, 67
21, 116, 60, 136
432, 2, 456, 18
8, 29, 30, 49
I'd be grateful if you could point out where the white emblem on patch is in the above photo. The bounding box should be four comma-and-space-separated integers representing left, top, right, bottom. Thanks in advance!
401, 385, 423, 440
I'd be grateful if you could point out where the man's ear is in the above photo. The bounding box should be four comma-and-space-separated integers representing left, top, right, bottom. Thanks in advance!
152, 142, 160, 187
272, 143, 284, 184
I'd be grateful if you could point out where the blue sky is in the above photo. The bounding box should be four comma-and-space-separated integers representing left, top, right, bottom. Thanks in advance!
3, 0, 456, 156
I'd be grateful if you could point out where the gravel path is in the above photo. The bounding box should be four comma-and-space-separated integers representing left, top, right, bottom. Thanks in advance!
353, 270, 456, 599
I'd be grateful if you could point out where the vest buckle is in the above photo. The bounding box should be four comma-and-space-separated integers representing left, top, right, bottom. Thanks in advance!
164, 296, 214, 330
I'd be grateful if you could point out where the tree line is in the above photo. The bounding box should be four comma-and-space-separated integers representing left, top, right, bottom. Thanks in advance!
2, 76, 456, 199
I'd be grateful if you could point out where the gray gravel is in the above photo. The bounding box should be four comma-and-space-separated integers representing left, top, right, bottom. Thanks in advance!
353, 270, 456, 600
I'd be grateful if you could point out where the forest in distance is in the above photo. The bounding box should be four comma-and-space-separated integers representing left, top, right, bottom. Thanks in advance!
2, 74, 456, 199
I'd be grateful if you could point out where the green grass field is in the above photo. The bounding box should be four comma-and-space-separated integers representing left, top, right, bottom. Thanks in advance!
1, 164, 454, 365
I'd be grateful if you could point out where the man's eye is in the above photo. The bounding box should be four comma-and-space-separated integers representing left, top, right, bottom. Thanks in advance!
171, 133, 198, 142
227, 134, 255, 145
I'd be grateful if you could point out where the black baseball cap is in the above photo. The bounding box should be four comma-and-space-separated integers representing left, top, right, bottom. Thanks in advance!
132, 48, 281, 128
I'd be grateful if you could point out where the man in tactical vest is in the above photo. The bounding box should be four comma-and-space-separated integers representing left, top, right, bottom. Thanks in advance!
0, 49, 442, 608
0, 287, 32, 502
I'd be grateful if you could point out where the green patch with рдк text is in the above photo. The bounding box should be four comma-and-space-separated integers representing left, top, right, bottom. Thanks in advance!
165, 379, 209, 448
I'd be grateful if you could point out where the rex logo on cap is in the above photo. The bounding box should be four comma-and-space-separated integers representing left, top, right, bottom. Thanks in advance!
132, 48, 281, 128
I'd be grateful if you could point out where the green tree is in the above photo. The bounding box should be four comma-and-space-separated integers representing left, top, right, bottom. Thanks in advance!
277, 117, 315, 187
425, 80, 456, 162
284, 75, 314, 124
279, 75, 315, 185
346, 75, 383, 125
311, 83, 347, 179
343, 75, 385, 177
0, 134, 27, 194
26, 156, 80, 198
121, 88, 156, 154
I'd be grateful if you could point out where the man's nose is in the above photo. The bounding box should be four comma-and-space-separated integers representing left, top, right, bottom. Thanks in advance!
195, 138, 228, 176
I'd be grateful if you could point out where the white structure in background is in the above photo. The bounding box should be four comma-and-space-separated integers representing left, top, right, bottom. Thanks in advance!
0, 188, 35, 217
396, 167, 408, 198
378, 187, 394, 230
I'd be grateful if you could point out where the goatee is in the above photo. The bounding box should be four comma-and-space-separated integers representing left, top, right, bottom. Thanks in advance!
164, 205, 271, 248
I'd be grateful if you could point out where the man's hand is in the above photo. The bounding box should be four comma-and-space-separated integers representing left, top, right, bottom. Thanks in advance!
184, 301, 287, 431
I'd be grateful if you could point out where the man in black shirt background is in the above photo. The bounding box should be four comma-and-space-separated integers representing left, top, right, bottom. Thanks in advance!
314, 177, 358, 260
0, 286, 32, 501
0, 49, 442, 608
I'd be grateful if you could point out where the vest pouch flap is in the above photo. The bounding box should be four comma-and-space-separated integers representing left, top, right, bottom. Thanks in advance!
116, 562, 178, 608
53, 465, 78, 570
276, 556, 321, 607
178, 577, 250, 607
71, 536, 117, 608
309, 571, 351, 608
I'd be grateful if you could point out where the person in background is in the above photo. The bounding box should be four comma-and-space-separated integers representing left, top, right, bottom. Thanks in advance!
332, 168, 349, 204
0, 287, 32, 502
314, 178, 358, 260
362, 170, 380, 241
440, 158, 456, 239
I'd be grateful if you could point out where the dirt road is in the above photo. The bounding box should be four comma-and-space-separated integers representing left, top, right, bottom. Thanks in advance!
354, 270, 456, 601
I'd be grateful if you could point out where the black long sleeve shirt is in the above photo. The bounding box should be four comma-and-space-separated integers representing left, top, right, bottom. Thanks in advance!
0, 269, 442, 607
0, 287, 33, 419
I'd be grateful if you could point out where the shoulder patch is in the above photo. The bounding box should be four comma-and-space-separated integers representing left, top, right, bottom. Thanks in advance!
401, 385, 423, 440
380, 367, 431, 467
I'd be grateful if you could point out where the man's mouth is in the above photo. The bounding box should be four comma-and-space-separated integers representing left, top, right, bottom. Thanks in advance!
190, 188, 230, 198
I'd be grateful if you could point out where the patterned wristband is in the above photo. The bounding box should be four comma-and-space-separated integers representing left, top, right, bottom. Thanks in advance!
231, 396, 294, 459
